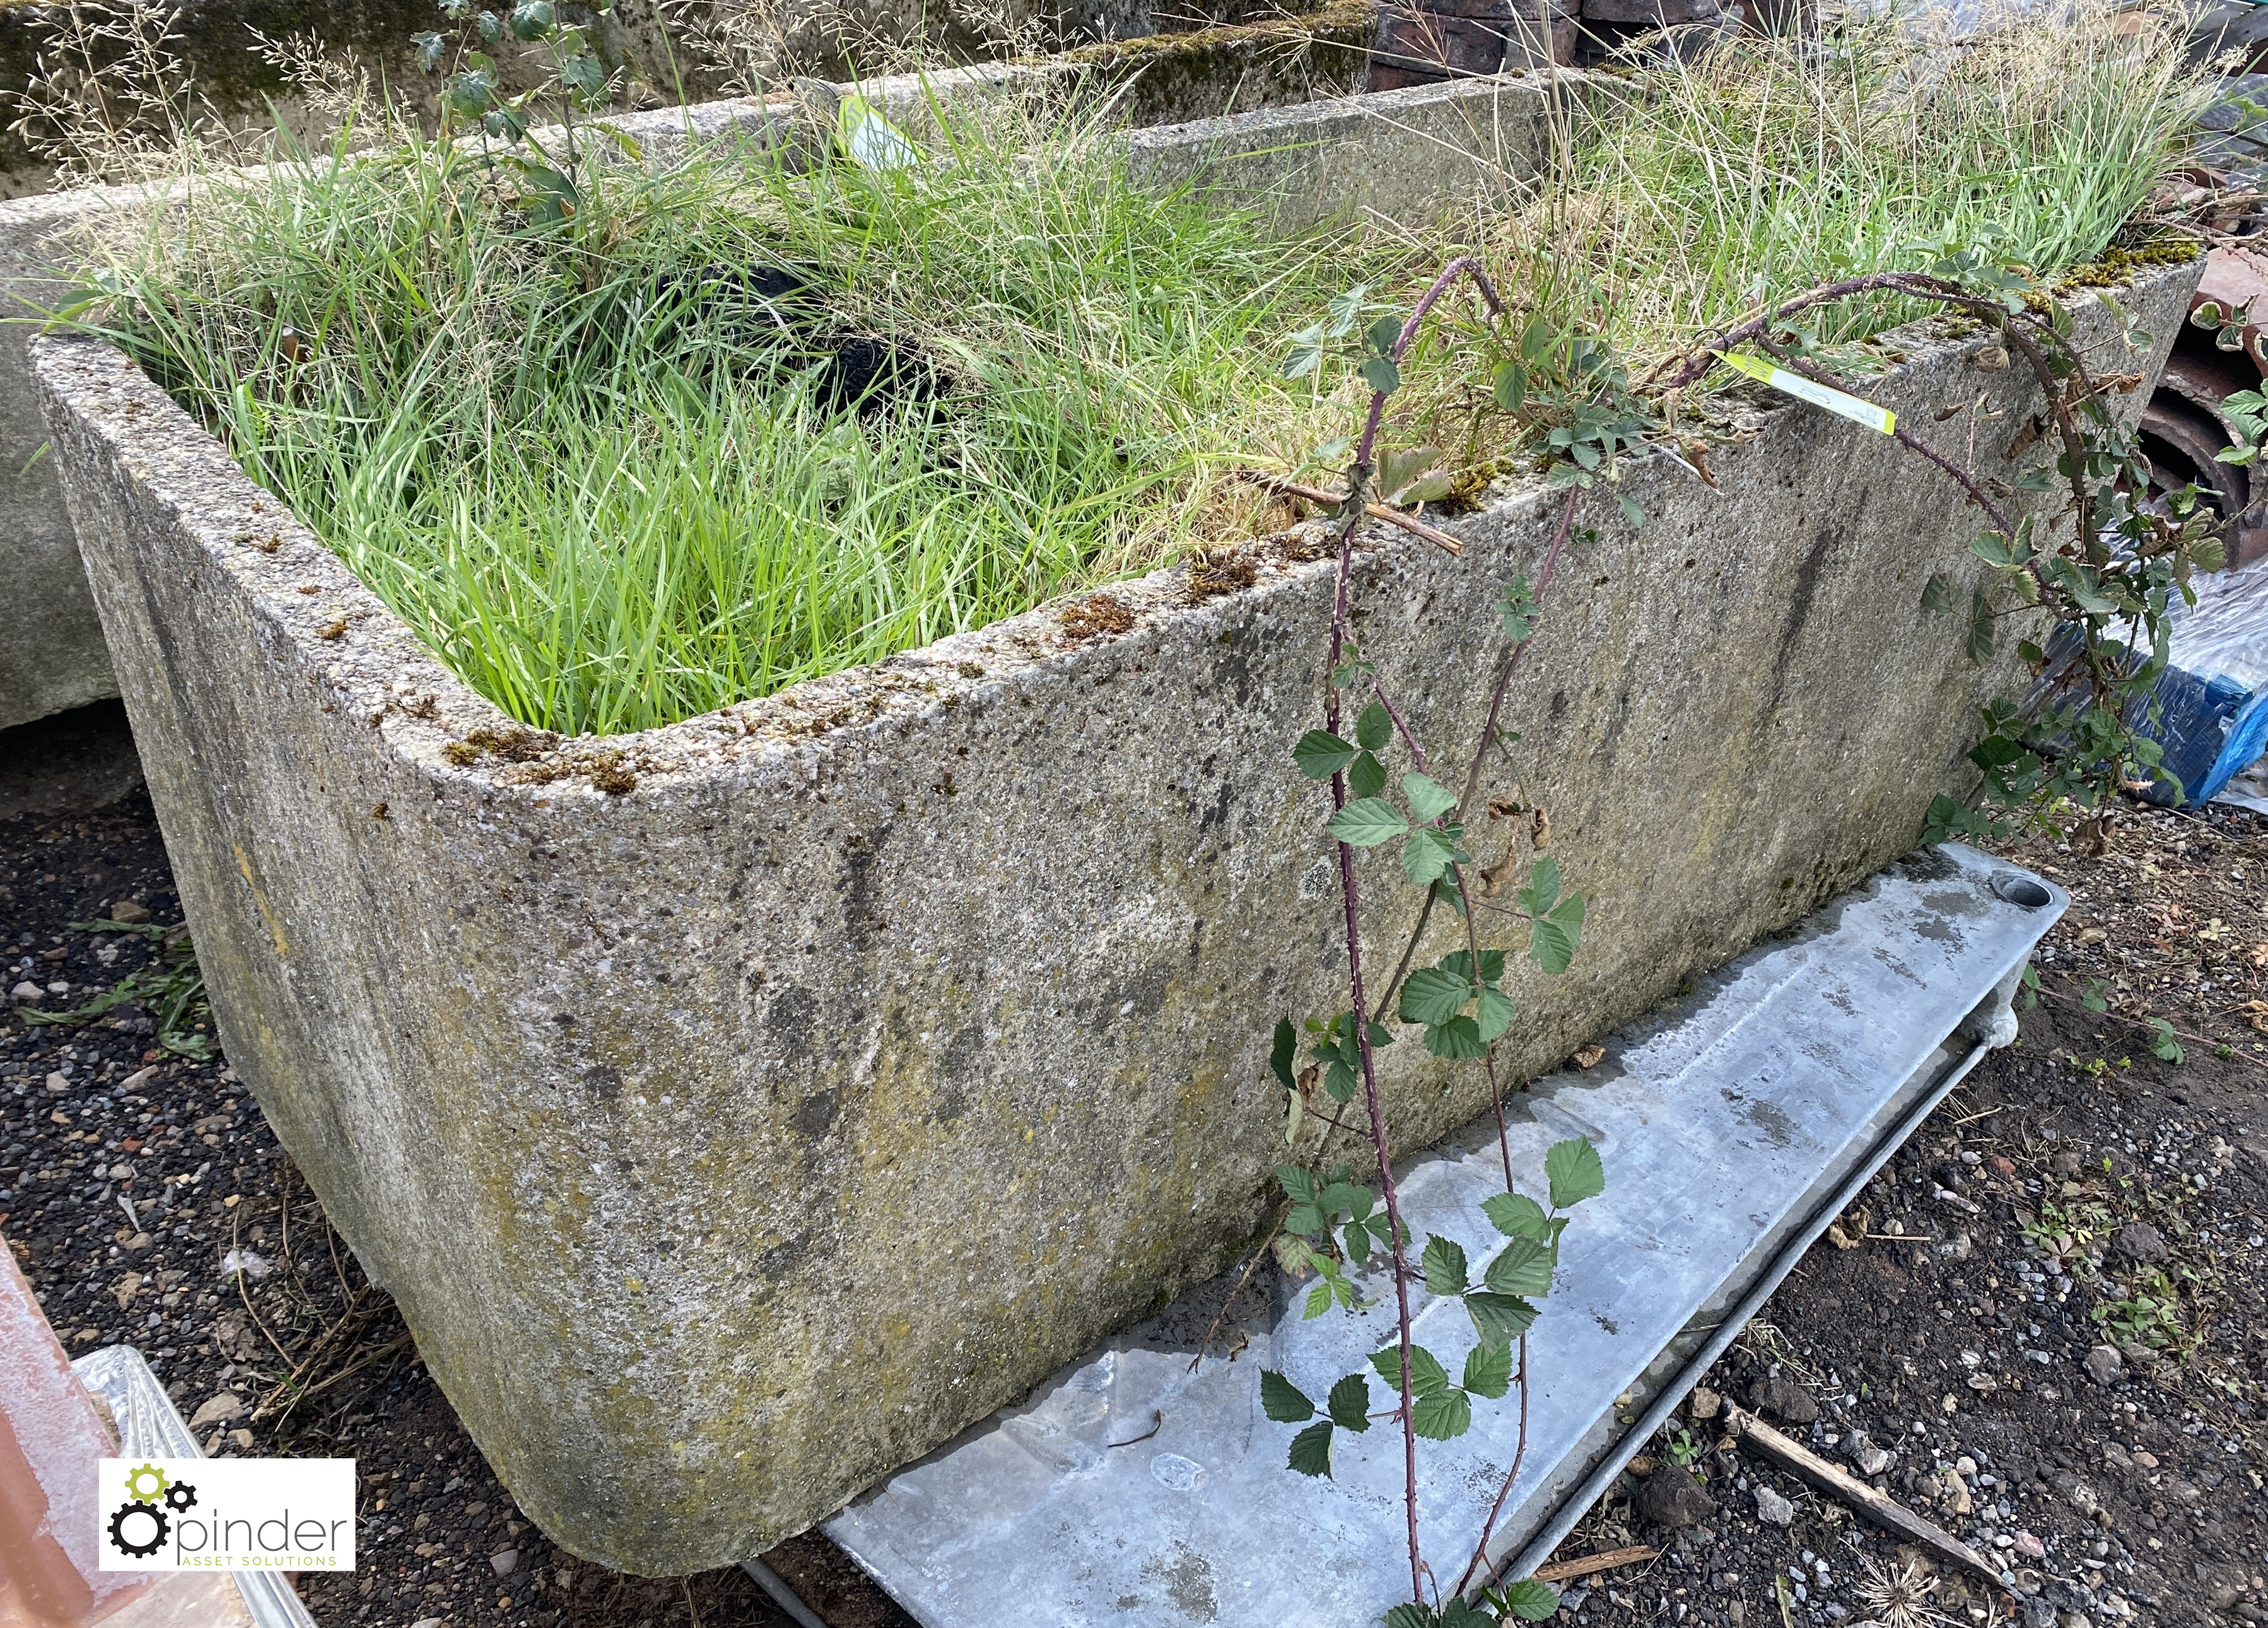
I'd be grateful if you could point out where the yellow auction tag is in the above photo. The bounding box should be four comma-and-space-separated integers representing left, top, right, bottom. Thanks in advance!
1715, 351, 1896, 436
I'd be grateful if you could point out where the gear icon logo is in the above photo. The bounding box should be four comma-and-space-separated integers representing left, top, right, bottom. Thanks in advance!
122, 1462, 169, 1502
108, 1501, 168, 1558
163, 1480, 199, 1513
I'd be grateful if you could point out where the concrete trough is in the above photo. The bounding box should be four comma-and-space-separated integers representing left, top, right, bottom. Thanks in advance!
0, 16, 1559, 730
23, 129, 2197, 1571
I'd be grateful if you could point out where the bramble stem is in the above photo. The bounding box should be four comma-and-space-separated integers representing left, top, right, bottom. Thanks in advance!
1319, 251, 1507, 1602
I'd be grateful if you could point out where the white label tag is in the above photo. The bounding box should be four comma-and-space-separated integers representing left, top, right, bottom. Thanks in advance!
1716, 351, 1896, 435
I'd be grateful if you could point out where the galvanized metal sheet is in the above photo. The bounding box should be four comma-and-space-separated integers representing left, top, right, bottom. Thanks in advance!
826, 844, 2064, 1627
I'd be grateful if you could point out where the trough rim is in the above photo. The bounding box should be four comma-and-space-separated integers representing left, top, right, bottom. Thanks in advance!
27, 251, 2201, 804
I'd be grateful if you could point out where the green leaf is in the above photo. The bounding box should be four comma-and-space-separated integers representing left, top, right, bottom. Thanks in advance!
1293, 730, 1359, 780
1483, 1191, 1551, 1239
1270, 1017, 1297, 1092
1422, 1234, 1470, 1296
1463, 1338, 1514, 1400
1401, 964, 1473, 1026
1366, 313, 1405, 355
1327, 1372, 1372, 1432
1360, 355, 1401, 397
1484, 1234, 1553, 1296
1384, 1607, 1434, 1628
1324, 285, 1367, 337
1355, 702, 1393, 753
559, 49, 609, 105
1919, 571, 1955, 614
1517, 857, 1562, 916
1369, 1344, 1451, 1396
1412, 1388, 1473, 1440
1529, 893, 1586, 975
1277, 1164, 1317, 1202
1500, 577, 1538, 642
509, 0, 554, 36
1287, 1419, 1335, 1477
1476, 986, 1514, 1041
2148, 1017, 2184, 1063
1328, 798, 1407, 847
1404, 773, 1457, 824
1261, 1369, 1315, 1422
1464, 1291, 1539, 1344
1966, 584, 1996, 664
1343, 1216, 1373, 1266
1498, 1578, 1562, 1620
1285, 1202, 1326, 1238
1425, 1015, 1485, 1059
1304, 1279, 1333, 1318
1545, 1137, 1606, 1207
1348, 751, 1388, 800
1319, 1180, 1366, 1217
1494, 360, 1528, 413
1402, 826, 1459, 887
1323, 1057, 1357, 1102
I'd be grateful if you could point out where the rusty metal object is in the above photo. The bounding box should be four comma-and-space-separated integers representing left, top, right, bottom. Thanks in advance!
2137, 243, 2268, 570
1367, 0, 1575, 89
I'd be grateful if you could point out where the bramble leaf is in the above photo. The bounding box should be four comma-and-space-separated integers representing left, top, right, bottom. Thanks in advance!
1287, 1419, 1335, 1476
1463, 1337, 1514, 1400
1483, 1191, 1550, 1239
1425, 1014, 1485, 1059
1546, 1136, 1606, 1207
1404, 773, 1457, 824
1476, 985, 1514, 1041
1412, 1387, 1473, 1440
1400, 965, 1472, 1026
1402, 826, 1459, 886
1328, 1372, 1372, 1432
1270, 1017, 1297, 1092
1356, 702, 1393, 753
1293, 730, 1359, 780
1464, 1291, 1539, 1344
1920, 571, 1955, 614
1328, 799, 1407, 846
1517, 856, 1562, 916
1498, 1579, 1562, 1621
1484, 1234, 1553, 1296
1260, 1369, 1314, 1422
1529, 893, 1586, 975
1348, 751, 1389, 800
1422, 1234, 1470, 1296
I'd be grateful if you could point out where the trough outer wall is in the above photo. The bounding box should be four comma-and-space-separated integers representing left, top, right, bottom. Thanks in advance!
29, 259, 2197, 1574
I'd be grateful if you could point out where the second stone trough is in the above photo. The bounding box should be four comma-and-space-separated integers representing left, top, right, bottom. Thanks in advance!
22, 98, 2200, 1571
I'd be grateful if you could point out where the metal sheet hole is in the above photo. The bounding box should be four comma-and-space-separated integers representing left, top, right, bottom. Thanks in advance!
1991, 873, 2052, 908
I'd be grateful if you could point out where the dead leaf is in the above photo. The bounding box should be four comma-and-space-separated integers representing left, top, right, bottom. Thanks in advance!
1574, 1044, 1605, 1069
1531, 807, 1552, 852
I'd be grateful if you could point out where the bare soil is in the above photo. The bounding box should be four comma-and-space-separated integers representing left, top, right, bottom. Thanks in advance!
5, 711, 2263, 1628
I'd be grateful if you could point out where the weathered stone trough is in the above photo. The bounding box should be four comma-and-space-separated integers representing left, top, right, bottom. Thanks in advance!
0, 0, 1423, 729
25, 99, 2197, 1571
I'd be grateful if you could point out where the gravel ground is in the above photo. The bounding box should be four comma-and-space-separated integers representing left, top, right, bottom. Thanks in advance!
4, 712, 2263, 1627
1538, 805, 2268, 1628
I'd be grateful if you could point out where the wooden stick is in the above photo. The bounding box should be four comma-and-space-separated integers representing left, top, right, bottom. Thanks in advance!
1722, 1403, 2001, 1584
1241, 472, 1466, 556
1530, 1545, 1659, 1585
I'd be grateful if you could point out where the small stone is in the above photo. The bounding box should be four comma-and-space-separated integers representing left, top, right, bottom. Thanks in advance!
411, 1620, 445, 1628
1940, 1472, 1974, 1515
2118, 1340, 2160, 1366
2014, 1530, 2046, 1559
9, 980, 41, 1004
1754, 1484, 1796, 1526
1634, 1464, 1717, 1528
45, 981, 66, 996
1748, 1371, 1820, 1424
119, 1065, 158, 1092
45, 1072, 67, 1094
2113, 1223, 2168, 1265
228, 1429, 254, 1451
2130, 1449, 2158, 1469
2047, 1149, 2083, 1176
1853, 1441, 1892, 1478
489, 1549, 520, 1576
1688, 1385, 1722, 1420
109, 898, 151, 924
2062, 1615, 2092, 1628
2021, 1599, 2059, 1628
1955, 1456, 1977, 1477
187, 1391, 244, 1430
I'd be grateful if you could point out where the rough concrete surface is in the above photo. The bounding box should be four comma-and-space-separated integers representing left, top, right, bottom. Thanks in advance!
28, 199, 2197, 1576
